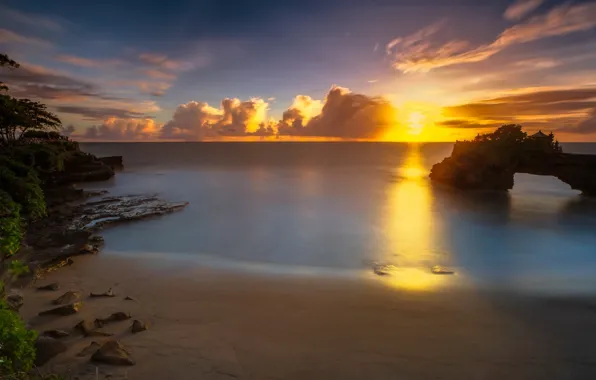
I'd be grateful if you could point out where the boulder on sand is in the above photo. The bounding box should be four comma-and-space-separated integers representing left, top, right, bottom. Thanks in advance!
6, 293, 24, 311
39, 302, 82, 316
75, 319, 113, 337
43, 329, 70, 339
90, 288, 116, 298
35, 336, 67, 366
52, 291, 81, 305
95, 312, 131, 327
77, 341, 101, 357
131, 319, 149, 333
91, 340, 135, 366
37, 282, 60, 291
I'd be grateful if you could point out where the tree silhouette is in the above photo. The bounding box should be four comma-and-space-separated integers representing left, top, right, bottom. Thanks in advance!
0, 53, 61, 145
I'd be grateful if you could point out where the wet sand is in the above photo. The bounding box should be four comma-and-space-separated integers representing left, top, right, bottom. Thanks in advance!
20, 252, 596, 380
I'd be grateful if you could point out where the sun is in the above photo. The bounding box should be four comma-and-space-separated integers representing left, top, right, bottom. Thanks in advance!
381, 101, 446, 142
407, 111, 425, 135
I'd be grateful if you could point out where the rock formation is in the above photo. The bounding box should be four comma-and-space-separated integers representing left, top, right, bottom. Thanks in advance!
430, 126, 596, 196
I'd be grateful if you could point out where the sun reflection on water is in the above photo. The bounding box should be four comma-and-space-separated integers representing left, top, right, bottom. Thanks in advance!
379, 144, 450, 291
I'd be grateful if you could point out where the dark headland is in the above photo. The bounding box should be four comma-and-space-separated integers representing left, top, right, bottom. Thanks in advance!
430, 124, 596, 196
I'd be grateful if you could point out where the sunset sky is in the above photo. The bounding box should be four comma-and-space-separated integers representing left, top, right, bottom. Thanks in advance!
1, 0, 596, 141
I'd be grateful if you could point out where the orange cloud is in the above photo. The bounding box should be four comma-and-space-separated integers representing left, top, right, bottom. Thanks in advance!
387, 2, 596, 73
83, 117, 160, 140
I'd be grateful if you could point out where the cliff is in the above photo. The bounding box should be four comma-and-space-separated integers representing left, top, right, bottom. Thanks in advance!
429, 126, 596, 196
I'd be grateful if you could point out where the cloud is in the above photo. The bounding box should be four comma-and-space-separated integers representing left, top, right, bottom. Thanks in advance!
55, 55, 124, 68
504, 0, 543, 21
278, 86, 394, 139
111, 80, 172, 97
83, 118, 159, 140
0, 62, 121, 101
0, 5, 63, 31
138, 53, 189, 71
54, 106, 152, 121
574, 109, 596, 134
441, 87, 596, 134
60, 124, 75, 136
160, 98, 270, 140
387, 2, 596, 73
141, 69, 177, 80
159, 87, 394, 141
0, 28, 51, 47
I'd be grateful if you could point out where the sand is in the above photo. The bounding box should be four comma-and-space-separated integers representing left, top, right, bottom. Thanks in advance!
19, 252, 596, 380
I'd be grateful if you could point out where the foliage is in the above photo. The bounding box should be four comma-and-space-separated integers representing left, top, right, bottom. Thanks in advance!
0, 96, 62, 145
472, 124, 528, 145
0, 297, 37, 378
0, 163, 46, 221
0, 191, 22, 258
0, 54, 62, 145
8, 260, 29, 278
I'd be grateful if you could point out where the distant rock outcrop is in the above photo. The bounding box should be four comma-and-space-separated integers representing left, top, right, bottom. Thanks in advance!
430, 125, 596, 196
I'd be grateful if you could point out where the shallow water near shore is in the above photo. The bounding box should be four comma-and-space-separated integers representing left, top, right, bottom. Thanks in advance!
79, 142, 596, 296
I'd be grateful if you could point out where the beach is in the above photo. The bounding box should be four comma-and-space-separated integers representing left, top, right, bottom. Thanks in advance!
20, 251, 596, 380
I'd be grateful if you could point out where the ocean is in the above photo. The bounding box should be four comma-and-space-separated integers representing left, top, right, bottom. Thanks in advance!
79, 142, 596, 295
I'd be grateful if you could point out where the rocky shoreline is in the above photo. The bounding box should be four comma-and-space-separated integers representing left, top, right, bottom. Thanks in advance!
4, 153, 188, 377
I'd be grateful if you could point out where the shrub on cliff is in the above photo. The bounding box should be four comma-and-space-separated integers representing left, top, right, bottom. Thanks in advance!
0, 290, 37, 378
0, 161, 46, 221
0, 191, 22, 258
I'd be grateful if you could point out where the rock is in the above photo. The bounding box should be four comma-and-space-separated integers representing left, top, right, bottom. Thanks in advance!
98, 156, 123, 170
79, 243, 99, 255
37, 282, 60, 291
35, 336, 67, 366
89, 235, 105, 244
429, 127, 596, 196
56, 152, 115, 185
43, 329, 70, 339
52, 291, 81, 305
39, 302, 82, 316
69, 195, 189, 231
91, 341, 135, 366
95, 312, 131, 327
90, 288, 116, 298
124, 296, 136, 301
431, 266, 455, 275
131, 320, 148, 333
74, 320, 113, 337
6, 293, 24, 311
77, 341, 101, 357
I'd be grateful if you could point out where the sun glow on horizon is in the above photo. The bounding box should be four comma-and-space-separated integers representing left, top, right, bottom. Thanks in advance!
382, 101, 446, 142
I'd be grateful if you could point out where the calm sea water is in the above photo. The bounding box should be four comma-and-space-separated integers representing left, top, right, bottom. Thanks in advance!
79, 142, 596, 295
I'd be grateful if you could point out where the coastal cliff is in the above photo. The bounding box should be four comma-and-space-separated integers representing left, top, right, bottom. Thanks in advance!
430, 125, 596, 196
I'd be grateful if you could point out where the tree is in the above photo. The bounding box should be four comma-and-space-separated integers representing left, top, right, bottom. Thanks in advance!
473, 124, 527, 145
0, 53, 61, 145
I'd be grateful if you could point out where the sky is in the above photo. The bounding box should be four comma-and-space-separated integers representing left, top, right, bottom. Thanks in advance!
1, 0, 596, 141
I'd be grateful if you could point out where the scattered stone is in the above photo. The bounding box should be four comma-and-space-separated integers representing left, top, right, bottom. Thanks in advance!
91, 340, 135, 366
43, 257, 75, 273
131, 320, 148, 333
52, 291, 81, 305
89, 235, 105, 244
6, 293, 24, 312
77, 341, 101, 357
35, 336, 67, 366
39, 302, 82, 316
124, 296, 136, 301
74, 320, 113, 337
79, 244, 99, 255
42, 329, 70, 339
431, 266, 455, 275
90, 288, 116, 298
95, 312, 131, 327
37, 282, 60, 291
